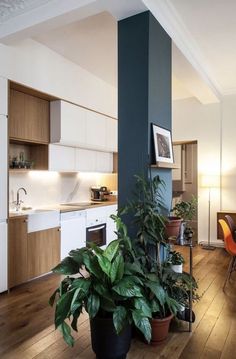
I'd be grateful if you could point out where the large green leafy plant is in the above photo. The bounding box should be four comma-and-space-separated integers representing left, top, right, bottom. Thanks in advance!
49, 216, 152, 347
126, 174, 167, 268
172, 196, 197, 222
124, 175, 198, 320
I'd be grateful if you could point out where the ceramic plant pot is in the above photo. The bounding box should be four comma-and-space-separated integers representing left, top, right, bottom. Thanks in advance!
90, 317, 132, 359
150, 314, 173, 345
171, 263, 183, 273
165, 217, 182, 239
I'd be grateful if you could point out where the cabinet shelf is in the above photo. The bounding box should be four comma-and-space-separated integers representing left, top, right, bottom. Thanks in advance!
9, 141, 48, 171
151, 162, 179, 169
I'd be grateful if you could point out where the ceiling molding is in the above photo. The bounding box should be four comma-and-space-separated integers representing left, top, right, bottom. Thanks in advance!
0, 0, 52, 23
221, 87, 236, 97
142, 0, 222, 100
0, 0, 98, 43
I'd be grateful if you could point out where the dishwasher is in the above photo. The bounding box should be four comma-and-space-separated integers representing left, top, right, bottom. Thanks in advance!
60, 210, 86, 260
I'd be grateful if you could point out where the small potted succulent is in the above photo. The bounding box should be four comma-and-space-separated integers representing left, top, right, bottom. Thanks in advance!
169, 251, 184, 273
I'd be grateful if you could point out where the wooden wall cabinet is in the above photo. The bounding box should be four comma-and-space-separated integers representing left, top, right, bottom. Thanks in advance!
8, 217, 28, 288
9, 89, 50, 144
8, 217, 60, 288
28, 227, 60, 280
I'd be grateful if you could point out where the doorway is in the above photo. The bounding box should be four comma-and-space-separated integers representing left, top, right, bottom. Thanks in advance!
172, 141, 198, 243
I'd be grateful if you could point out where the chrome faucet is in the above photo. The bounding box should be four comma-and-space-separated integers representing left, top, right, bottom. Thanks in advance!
15, 187, 27, 211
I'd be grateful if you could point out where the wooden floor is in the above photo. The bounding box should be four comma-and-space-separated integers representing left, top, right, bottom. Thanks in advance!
0, 245, 236, 359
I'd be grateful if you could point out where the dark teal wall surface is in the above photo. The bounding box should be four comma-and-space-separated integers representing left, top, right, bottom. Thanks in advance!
118, 11, 172, 215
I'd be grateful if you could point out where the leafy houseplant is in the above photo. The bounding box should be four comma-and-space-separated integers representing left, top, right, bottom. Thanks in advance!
126, 174, 167, 264
172, 196, 197, 244
169, 251, 184, 273
49, 216, 152, 359
125, 175, 198, 343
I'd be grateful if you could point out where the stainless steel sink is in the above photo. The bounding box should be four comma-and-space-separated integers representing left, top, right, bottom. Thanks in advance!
61, 202, 102, 207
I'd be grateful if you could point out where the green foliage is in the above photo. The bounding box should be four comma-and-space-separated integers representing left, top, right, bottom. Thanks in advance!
123, 175, 199, 320
169, 251, 185, 265
172, 196, 197, 222
50, 215, 152, 347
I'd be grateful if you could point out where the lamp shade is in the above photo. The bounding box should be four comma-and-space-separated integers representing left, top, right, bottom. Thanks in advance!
201, 174, 220, 188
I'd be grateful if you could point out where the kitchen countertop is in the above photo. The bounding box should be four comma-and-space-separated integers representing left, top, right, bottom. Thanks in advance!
9, 201, 117, 218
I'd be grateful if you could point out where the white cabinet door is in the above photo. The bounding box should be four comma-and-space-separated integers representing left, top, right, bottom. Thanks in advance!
106, 118, 117, 152
0, 77, 8, 116
0, 115, 7, 220
106, 205, 118, 245
60, 101, 86, 147
51, 100, 86, 146
0, 222, 8, 292
49, 144, 76, 172
60, 214, 86, 260
96, 152, 113, 173
76, 148, 97, 172
51, 100, 117, 153
76, 149, 112, 173
86, 111, 107, 151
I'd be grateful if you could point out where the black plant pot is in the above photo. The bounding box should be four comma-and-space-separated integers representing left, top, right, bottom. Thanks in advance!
90, 317, 132, 359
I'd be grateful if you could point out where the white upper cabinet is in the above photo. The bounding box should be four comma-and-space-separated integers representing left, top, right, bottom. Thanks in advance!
86, 110, 107, 151
51, 100, 86, 147
76, 148, 113, 173
50, 100, 117, 152
0, 77, 8, 116
49, 144, 76, 172
106, 117, 117, 153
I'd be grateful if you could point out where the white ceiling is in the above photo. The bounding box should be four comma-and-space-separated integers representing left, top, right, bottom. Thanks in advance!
1, 0, 236, 102
169, 0, 236, 95
35, 12, 117, 88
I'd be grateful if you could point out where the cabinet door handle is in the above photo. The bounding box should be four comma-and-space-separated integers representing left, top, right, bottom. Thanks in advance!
24, 219, 28, 223
88, 225, 105, 232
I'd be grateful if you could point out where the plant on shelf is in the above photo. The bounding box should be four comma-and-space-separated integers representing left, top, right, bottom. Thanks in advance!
124, 174, 198, 344
172, 196, 197, 222
169, 250, 185, 273
49, 215, 152, 359
172, 196, 197, 244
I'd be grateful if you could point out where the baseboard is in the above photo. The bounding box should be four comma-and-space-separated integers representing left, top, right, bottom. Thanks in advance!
198, 240, 224, 248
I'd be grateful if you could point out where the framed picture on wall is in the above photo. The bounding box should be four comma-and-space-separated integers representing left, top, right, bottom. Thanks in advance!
152, 124, 174, 163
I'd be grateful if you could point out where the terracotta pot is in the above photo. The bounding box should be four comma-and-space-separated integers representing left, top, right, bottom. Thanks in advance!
165, 217, 182, 239
150, 314, 173, 345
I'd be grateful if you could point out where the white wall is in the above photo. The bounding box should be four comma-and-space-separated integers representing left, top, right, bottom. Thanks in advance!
9, 172, 117, 210
221, 95, 236, 211
0, 39, 117, 117
172, 97, 221, 245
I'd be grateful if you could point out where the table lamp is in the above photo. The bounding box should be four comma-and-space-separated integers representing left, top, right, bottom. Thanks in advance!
201, 174, 220, 250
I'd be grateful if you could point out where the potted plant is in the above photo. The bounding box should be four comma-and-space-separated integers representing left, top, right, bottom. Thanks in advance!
49, 216, 152, 359
169, 251, 184, 273
164, 216, 182, 240
172, 196, 197, 244
124, 175, 198, 343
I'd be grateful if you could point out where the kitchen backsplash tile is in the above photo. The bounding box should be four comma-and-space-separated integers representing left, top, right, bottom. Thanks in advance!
9, 172, 117, 209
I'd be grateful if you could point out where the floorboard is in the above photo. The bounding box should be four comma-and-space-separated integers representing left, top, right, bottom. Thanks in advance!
0, 246, 235, 359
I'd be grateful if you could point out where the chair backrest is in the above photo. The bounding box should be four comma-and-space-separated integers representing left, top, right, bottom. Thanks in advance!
218, 219, 236, 256
225, 215, 236, 234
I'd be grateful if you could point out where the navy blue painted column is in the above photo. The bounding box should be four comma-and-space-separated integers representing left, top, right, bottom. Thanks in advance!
118, 11, 172, 215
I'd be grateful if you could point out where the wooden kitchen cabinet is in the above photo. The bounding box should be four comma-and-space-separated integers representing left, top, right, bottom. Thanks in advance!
9, 89, 50, 144
28, 227, 60, 279
8, 217, 28, 288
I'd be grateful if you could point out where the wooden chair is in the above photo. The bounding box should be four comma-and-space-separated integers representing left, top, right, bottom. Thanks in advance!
218, 219, 236, 291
